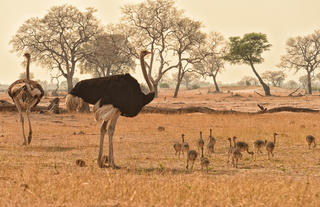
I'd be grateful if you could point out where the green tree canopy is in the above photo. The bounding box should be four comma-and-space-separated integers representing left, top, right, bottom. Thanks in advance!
224, 32, 272, 96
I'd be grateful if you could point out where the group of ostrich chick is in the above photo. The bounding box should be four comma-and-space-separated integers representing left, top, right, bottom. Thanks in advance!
174, 130, 317, 171
6, 51, 318, 171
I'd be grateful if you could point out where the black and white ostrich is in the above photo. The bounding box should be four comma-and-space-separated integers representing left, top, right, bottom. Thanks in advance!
8, 53, 44, 145
69, 50, 154, 168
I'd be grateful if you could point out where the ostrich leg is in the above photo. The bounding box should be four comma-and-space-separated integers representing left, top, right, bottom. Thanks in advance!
26, 97, 39, 144
97, 121, 108, 168
13, 98, 27, 145
26, 109, 32, 144
107, 111, 121, 169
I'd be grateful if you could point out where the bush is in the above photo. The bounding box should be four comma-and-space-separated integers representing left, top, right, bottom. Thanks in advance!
191, 84, 200, 89
160, 83, 170, 88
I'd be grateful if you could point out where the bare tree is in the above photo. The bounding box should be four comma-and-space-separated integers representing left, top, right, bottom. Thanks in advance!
261, 71, 286, 87
10, 5, 102, 92
193, 32, 227, 93
121, 0, 182, 97
279, 30, 320, 94
50, 72, 63, 96
170, 17, 206, 98
79, 27, 135, 77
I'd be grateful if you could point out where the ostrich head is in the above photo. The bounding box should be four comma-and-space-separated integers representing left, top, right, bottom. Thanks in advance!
140, 50, 151, 58
24, 53, 31, 59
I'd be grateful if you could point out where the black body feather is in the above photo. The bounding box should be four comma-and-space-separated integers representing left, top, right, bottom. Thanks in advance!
69, 74, 155, 117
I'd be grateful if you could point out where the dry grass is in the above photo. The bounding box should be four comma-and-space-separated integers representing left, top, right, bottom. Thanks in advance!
1, 88, 320, 206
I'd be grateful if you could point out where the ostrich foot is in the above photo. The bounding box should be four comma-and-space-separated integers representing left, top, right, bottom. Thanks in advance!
27, 134, 32, 145
108, 163, 120, 169
97, 159, 108, 168
22, 141, 27, 146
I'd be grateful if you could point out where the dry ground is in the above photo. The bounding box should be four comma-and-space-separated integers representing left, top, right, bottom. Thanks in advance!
1, 87, 320, 206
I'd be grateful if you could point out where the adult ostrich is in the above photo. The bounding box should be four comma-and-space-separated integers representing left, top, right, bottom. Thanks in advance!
69, 50, 154, 168
8, 53, 44, 145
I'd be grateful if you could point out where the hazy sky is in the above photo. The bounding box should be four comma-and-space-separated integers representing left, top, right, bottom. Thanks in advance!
1, 0, 320, 85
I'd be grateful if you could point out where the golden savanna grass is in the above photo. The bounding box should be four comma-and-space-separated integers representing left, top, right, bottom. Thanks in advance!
1, 87, 320, 206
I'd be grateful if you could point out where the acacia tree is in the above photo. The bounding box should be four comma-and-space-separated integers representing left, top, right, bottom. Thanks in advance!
170, 17, 206, 98
224, 33, 272, 96
261, 71, 286, 87
79, 31, 135, 77
279, 30, 320, 94
10, 5, 102, 92
193, 32, 226, 92
121, 0, 182, 97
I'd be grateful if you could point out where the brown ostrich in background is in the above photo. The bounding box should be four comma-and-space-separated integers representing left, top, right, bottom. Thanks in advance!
8, 53, 44, 145
69, 50, 154, 169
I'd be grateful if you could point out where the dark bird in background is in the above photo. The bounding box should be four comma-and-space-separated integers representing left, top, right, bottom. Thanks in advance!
69, 50, 154, 168
8, 53, 44, 145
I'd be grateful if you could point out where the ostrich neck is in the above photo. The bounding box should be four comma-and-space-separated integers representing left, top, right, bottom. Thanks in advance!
26, 57, 30, 80
140, 55, 154, 93
182, 136, 184, 143
228, 139, 232, 148
274, 135, 277, 145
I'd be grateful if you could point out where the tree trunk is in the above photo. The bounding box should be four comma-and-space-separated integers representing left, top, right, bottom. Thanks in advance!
185, 80, 190, 90
307, 72, 312, 94
173, 77, 183, 98
250, 62, 271, 96
173, 58, 183, 98
67, 76, 73, 93
154, 82, 159, 98
212, 76, 220, 92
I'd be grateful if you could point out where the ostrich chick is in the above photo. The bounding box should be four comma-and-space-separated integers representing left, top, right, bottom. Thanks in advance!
182, 134, 189, 155
207, 128, 216, 154
306, 135, 316, 149
266, 133, 279, 159
186, 150, 198, 171
173, 141, 182, 157
232, 148, 242, 168
197, 131, 204, 151
200, 146, 210, 172
233, 136, 254, 157
254, 139, 267, 154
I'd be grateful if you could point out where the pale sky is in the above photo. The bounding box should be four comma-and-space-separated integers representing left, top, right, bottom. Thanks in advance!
1, 0, 320, 85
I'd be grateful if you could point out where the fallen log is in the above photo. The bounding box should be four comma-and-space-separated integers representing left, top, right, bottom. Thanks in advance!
141, 106, 244, 114
254, 91, 264, 97
0, 100, 66, 113
1, 100, 319, 114
142, 106, 319, 114
288, 87, 301, 96
262, 106, 319, 113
